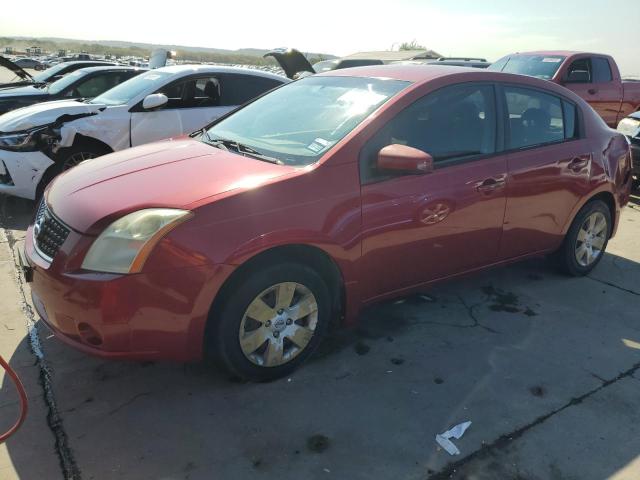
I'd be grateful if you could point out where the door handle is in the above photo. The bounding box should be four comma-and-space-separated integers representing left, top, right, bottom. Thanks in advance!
475, 177, 506, 193
588, 88, 598, 95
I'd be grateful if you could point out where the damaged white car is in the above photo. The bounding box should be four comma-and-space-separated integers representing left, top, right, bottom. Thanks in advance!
0, 64, 288, 200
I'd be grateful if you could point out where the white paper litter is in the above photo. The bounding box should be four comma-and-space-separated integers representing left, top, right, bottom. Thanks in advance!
435, 421, 472, 455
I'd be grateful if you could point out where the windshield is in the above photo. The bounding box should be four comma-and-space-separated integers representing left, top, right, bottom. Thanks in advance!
488, 55, 565, 79
204, 76, 409, 166
89, 71, 171, 106
32, 62, 70, 83
47, 70, 87, 95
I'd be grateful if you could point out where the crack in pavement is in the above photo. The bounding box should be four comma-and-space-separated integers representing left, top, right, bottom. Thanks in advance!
587, 275, 640, 297
107, 392, 152, 416
428, 359, 640, 480
1, 218, 81, 479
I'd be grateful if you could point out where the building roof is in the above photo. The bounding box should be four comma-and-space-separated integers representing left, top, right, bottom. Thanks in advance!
342, 49, 442, 62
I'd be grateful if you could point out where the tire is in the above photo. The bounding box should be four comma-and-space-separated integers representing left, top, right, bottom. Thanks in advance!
209, 263, 331, 382
35, 142, 110, 201
555, 199, 611, 276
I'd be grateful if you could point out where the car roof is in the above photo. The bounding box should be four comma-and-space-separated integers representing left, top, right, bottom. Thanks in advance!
155, 64, 287, 82
503, 51, 610, 58
71, 66, 146, 74
58, 60, 117, 66
315, 64, 588, 99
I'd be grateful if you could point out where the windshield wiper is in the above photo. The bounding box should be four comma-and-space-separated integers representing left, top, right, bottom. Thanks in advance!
205, 135, 284, 165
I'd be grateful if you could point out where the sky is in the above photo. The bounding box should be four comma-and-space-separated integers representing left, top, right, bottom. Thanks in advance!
2, 0, 639, 76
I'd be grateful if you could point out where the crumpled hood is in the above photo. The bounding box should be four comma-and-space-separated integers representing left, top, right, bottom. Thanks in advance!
0, 100, 105, 133
47, 138, 296, 233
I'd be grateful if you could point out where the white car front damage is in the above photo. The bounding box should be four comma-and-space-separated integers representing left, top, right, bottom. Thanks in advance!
0, 100, 103, 199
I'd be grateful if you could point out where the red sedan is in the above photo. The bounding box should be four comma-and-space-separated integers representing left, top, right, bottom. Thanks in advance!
23, 65, 633, 381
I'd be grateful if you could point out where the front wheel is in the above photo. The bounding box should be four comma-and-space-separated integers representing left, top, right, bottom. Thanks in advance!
556, 199, 611, 276
209, 263, 331, 382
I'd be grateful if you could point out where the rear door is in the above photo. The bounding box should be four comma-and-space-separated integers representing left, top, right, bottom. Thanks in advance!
563, 56, 622, 127
358, 83, 508, 300
499, 84, 592, 259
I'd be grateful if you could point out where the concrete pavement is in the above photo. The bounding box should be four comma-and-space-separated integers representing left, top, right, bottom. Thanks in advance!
1, 192, 639, 479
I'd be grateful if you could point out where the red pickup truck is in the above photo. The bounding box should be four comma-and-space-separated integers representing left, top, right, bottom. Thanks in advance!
489, 51, 640, 128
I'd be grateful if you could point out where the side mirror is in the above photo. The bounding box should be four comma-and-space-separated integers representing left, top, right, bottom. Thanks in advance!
377, 144, 434, 174
142, 93, 168, 110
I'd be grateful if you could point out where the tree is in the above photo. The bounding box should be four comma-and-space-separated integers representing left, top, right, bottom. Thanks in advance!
399, 40, 426, 51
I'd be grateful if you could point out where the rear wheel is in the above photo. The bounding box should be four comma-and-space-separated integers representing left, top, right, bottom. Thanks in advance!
555, 200, 611, 276
209, 263, 331, 381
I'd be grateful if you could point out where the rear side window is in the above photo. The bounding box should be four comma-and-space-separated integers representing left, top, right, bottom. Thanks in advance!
592, 57, 613, 82
505, 87, 577, 149
562, 101, 577, 139
219, 75, 283, 106
360, 83, 496, 183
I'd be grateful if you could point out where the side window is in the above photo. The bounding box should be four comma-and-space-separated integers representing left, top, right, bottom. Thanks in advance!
592, 57, 613, 83
505, 87, 565, 149
360, 83, 496, 184
566, 58, 591, 83
219, 75, 282, 106
74, 72, 122, 98
156, 76, 222, 109
156, 78, 190, 108
192, 77, 221, 107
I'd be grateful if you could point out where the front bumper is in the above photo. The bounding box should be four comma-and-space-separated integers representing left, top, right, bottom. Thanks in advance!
24, 225, 235, 362
0, 149, 54, 200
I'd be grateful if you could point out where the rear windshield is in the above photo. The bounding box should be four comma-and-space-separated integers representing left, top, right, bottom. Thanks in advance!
489, 55, 565, 80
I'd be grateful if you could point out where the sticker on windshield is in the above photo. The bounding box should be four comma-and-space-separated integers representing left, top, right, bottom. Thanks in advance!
307, 137, 331, 153
542, 58, 562, 63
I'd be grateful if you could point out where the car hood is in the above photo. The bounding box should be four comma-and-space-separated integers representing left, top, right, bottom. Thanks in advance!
0, 84, 49, 99
0, 55, 33, 82
264, 48, 315, 79
0, 100, 105, 133
47, 138, 297, 234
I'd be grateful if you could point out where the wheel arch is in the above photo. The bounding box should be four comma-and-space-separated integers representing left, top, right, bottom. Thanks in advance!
562, 189, 617, 236
207, 244, 347, 338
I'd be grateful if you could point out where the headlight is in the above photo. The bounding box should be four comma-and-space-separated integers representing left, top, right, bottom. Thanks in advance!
617, 117, 640, 138
0, 127, 49, 152
81, 209, 193, 274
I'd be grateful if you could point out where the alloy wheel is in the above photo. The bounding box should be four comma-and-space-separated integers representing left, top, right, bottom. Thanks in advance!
63, 151, 98, 170
238, 282, 319, 367
574, 211, 607, 267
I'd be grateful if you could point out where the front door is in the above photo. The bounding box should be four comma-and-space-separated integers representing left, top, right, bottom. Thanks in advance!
130, 75, 232, 147
499, 85, 592, 259
358, 83, 508, 300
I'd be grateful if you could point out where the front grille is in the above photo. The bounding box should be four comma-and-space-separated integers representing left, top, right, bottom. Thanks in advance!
33, 200, 70, 261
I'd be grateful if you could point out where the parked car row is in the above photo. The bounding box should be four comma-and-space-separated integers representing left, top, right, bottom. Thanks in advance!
0, 65, 288, 199
15, 62, 633, 381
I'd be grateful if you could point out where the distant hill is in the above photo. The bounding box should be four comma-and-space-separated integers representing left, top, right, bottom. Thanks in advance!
1, 36, 337, 65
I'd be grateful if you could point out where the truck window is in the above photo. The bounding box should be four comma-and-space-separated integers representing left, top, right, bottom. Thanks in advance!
566, 59, 591, 83
592, 58, 613, 83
